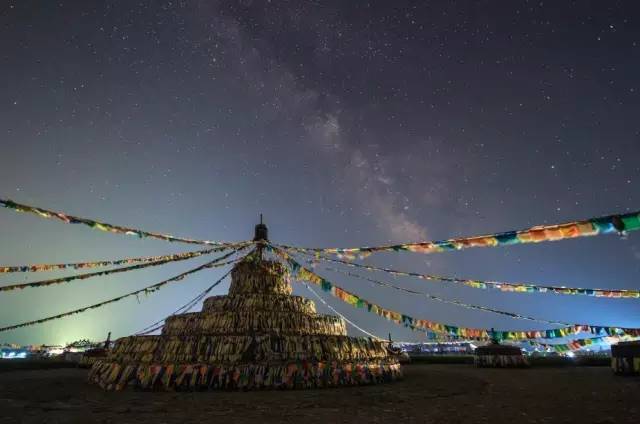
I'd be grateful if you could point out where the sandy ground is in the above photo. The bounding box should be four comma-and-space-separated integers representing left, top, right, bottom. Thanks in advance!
0, 364, 638, 424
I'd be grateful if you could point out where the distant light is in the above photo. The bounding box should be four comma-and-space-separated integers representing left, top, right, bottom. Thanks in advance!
566, 351, 575, 358
0, 351, 27, 359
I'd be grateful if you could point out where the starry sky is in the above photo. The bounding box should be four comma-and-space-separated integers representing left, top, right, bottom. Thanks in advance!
1, 1, 639, 346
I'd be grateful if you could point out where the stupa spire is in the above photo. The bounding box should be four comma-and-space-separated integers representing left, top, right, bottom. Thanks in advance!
253, 214, 269, 260
253, 213, 268, 242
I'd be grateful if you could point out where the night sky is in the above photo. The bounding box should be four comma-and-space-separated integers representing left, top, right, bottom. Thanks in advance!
1, 1, 639, 346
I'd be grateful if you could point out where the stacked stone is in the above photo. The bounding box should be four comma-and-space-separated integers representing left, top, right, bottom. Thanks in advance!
88, 258, 401, 390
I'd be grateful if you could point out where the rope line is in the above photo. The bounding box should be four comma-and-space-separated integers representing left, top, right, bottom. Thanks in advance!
292, 249, 640, 299
0, 250, 240, 333
303, 281, 383, 340
311, 261, 572, 326
276, 209, 640, 257
134, 249, 252, 335
270, 245, 640, 341
0, 247, 231, 292
0, 198, 248, 247
135, 267, 234, 335
0, 247, 242, 273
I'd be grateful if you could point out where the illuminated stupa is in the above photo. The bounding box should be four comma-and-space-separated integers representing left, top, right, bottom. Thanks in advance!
88, 221, 401, 390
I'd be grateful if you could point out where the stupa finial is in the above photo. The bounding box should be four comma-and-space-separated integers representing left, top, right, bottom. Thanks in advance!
253, 214, 269, 242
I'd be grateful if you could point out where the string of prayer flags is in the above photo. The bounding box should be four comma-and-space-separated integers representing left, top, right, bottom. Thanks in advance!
304, 282, 384, 340
0, 247, 231, 292
295, 250, 640, 299
525, 336, 628, 353
0, 250, 244, 333
313, 263, 572, 326
0, 248, 228, 273
0, 198, 249, 247
270, 245, 493, 339
135, 267, 236, 335
269, 245, 640, 341
277, 209, 640, 258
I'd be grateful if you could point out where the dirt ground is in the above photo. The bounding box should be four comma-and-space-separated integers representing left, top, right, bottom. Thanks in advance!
0, 364, 638, 424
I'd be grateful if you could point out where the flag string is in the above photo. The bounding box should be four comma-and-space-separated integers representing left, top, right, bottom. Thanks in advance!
291, 249, 640, 299
309, 261, 573, 326
0, 246, 249, 273
0, 198, 248, 247
0, 247, 232, 292
0, 250, 241, 333
303, 281, 384, 340
270, 245, 640, 341
276, 209, 640, 257
134, 249, 252, 335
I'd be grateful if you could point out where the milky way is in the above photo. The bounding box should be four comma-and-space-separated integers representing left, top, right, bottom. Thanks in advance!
1, 1, 639, 345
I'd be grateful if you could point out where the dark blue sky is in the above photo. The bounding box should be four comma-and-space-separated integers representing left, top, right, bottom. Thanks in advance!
1, 0, 639, 345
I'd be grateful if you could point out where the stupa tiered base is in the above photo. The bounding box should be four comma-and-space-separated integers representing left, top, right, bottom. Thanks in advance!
89, 258, 401, 390
474, 343, 528, 368
611, 341, 640, 375
79, 347, 108, 369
